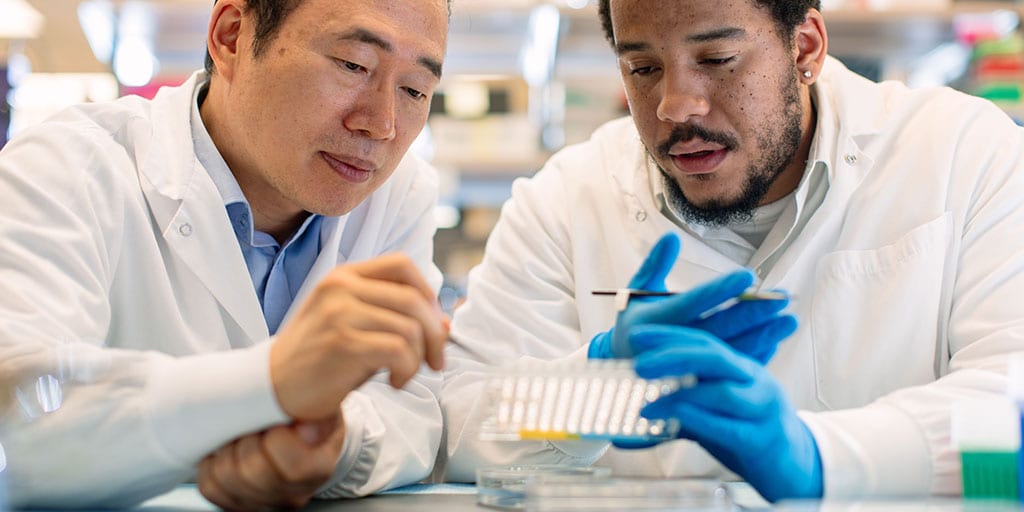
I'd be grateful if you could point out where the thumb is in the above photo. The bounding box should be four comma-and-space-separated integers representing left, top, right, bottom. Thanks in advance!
628, 233, 681, 291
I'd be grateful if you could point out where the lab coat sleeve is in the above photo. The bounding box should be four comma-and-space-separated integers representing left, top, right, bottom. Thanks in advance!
801, 99, 1024, 498
315, 154, 445, 497
438, 153, 609, 483
0, 122, 289, 507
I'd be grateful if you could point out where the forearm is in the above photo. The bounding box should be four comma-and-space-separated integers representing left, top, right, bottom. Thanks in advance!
1, 341, 288, 508
802, 369, 1008, 498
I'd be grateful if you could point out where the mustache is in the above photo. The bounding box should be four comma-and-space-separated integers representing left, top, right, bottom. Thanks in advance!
656, 124, 739, 158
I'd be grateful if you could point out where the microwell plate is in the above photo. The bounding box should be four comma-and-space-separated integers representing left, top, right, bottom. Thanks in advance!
478, 360, 690, 443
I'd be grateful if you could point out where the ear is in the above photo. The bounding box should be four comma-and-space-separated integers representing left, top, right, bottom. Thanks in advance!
793, 8, 828, 84
206, 0, 245, 81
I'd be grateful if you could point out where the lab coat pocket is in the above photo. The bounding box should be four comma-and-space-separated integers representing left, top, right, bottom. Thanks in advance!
810, 212, 953, 410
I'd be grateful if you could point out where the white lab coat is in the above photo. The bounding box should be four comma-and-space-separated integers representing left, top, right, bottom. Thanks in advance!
0, 73, 444, 508
439, 57, 1024, 498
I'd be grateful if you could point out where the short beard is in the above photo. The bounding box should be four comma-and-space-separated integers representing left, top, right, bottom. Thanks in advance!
654, 71, 804, 228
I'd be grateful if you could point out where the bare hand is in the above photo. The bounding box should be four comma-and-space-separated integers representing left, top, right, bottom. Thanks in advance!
197, 413, 346, 511
270, 253, 448, 420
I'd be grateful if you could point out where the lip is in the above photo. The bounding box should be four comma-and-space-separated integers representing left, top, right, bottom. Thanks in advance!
669, 148, 729, 175
321, 152, 374, 183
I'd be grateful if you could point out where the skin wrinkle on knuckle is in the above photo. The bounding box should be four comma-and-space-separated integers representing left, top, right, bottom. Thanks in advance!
237, 455, 272, 493
397, 314, 424, 345
376, 332, 409, 359
264, 442, 307, 485
394, 284, 424, 314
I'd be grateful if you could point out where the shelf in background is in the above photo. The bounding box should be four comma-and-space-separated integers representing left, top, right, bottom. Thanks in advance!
824, 2, 1023, 63
825, 2, 1024, 22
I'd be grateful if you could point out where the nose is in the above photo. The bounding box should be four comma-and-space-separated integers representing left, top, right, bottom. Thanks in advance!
656, 74, 710, 124
344, 82, 397, 141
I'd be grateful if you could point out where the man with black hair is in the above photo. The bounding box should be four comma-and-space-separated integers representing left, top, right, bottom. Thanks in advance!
0, 0, 450, 508
439, 0, 1024, 502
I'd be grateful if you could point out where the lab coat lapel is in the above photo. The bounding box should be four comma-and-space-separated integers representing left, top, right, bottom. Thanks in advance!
761, 58, 880, 288
136, 73, 268, 346
761, 142, 875, 295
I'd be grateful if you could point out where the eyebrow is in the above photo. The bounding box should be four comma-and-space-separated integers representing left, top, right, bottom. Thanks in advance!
338, 27, 443, 79
615, 27, 748, 55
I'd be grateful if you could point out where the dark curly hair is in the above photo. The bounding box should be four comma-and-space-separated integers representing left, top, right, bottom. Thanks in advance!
597, 0, 822, 46
204, 0, 452, 76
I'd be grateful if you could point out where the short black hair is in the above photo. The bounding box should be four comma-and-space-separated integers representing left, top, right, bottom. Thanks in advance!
597, 0, 822, 46
203, 0, 453, 76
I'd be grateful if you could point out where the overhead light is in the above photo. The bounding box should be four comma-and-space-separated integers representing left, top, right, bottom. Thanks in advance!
520, 4, 561, 87
0, 0, 44, 40
78, 0, 116, 64
114, 39, 157, 87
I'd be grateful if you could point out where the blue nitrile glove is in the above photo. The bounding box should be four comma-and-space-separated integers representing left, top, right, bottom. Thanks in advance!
588, 233, 794, 363
631, 325, 823, 503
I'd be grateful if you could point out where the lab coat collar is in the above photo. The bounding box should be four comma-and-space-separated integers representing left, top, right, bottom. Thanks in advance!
137, 71, 269, 346
815, 56, 879, 180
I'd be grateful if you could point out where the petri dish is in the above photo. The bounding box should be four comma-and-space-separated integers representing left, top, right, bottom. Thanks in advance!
476, 464, 613, 510
523, 478, 735, 512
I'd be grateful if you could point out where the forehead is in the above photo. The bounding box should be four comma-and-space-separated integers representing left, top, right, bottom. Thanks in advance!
608, 0, 773, 42
281, 0, 448, 58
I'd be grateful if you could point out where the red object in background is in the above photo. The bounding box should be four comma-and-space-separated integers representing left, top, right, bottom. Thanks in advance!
976, 54, 1024, 76
120, 77, 190, 100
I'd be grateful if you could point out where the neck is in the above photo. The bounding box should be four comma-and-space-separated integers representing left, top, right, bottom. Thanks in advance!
252, 209, 310, 245
761, 87, 817, 205
199, 77, 307, 244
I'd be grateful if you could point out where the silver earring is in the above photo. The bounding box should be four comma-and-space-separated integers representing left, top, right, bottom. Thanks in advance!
803, 70, 812, 79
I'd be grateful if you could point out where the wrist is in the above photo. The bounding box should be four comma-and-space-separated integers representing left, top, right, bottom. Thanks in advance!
794, 421, 824, 499
762, 421, 824, 502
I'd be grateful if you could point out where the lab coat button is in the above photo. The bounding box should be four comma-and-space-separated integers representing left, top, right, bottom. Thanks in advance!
179, 223, 193, 237
634, 210, 647, 222
844, 154, 858, 165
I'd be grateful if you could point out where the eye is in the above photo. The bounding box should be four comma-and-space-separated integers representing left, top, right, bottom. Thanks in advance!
700, 56, 737, 66
629, 65, 658, 76
403, 87, 426, 100
338, 59, 367, 73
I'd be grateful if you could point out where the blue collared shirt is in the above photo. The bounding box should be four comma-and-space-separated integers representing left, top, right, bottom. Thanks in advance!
191, 83, 323, 335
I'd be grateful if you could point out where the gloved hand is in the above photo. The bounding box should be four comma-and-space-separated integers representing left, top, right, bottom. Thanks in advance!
588, 233, 795, 363
631, 325, 823, 503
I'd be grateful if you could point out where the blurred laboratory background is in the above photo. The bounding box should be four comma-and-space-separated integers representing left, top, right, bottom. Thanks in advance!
1, 0, 1023, 309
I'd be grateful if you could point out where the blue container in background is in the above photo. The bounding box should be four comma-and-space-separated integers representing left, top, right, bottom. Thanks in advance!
0, 439, 8, 511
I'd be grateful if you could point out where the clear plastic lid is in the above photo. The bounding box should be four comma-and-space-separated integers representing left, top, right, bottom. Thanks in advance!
476, 464, 613, 510
523, 478, 734, 512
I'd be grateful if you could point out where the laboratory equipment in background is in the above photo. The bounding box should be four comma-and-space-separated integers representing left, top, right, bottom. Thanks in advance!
951, 396, 1020, 500
949, 355, 1024, 502
948, 8, 1024, 123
